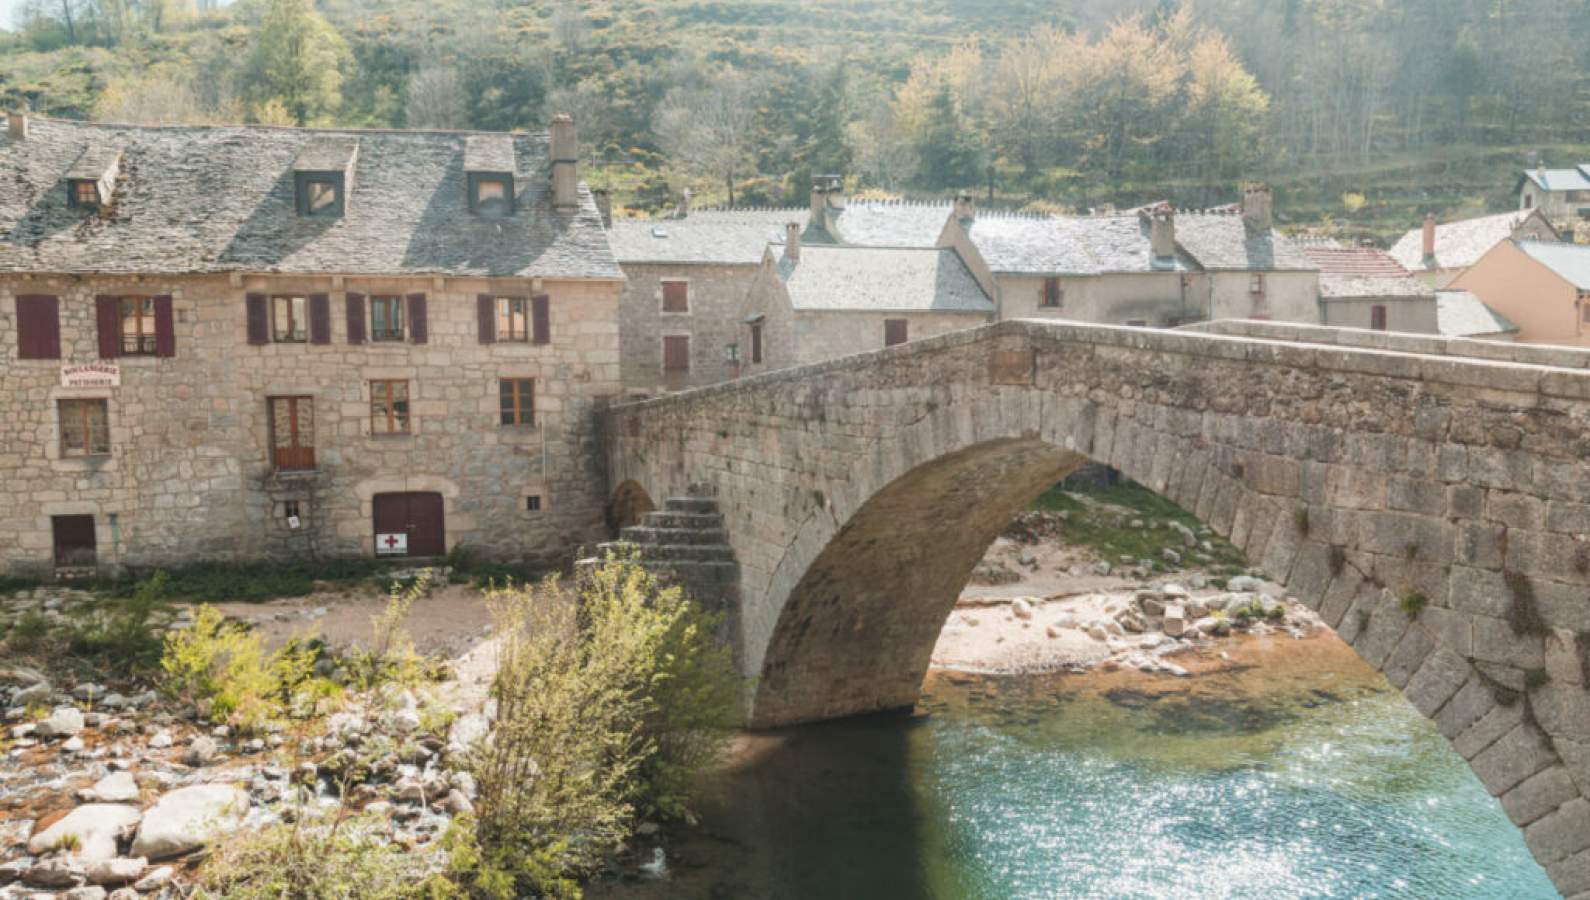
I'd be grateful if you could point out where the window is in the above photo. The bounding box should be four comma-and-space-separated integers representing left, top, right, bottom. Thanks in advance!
474, 177, 512, 216
59, 399, 110, 457
884, 319, 908, 347
1040, 277, 1062, 308
1370, 305, 1388, 331
1524, 194, 1534, 209
1249, 273, 1266, 295
71, 180, 100, 209
119, 297, 157, 355
1582, 301, 1590, 325
370, 296, 405, 342
283, 500, 301, 519
663, 335, 690, 389
1125, 319, 1149, 327
662, 281, 689, 313
500, 378, 535, 426
497, 297, 530, 342
751, 323, 763, 364
526, 495, 542, 512
303, 178, 340, 217
370, 380, 410, 434
269, 396, 315, 471
273, 296, 308, 343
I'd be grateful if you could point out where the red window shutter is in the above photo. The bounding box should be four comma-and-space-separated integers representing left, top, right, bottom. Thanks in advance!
532, 294, 550, 345
15, 295, 60, 360
308, 293, 331, 344
346, 293, 366, 344
408, 293, 428, 344
477, 295, 496, 343
95, 295, 120, 359
246, 293, 269, 345
153, 295, 175, 358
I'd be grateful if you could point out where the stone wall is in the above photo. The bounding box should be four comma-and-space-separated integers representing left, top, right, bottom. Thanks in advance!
996, 272, 1192, 325
1320, 295, 1439, 333
1209, 269, 1319, 323
606, 319, 1590, 897
0, 273, 621, 575
617, 262, 759, 393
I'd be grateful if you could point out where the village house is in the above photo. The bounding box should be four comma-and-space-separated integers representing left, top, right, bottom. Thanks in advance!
1448, 238, 1590, 345
1388, 209, 1559, 287
1516, 165, 1590, 233
737, 224, 995, 372
0, 112, 623, 576
1303, 244, 1436, 332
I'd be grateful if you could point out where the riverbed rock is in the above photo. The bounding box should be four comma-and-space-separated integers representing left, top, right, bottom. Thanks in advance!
13, 681, 52, 706
25, 857, 86, 888
447, 713, 490, 757
131, 866, 173, 892
1092, 562, 1111, 576
130, 784, 249, 860
28, 804, 142, 863
37, 706, 85, 739
85, 772, 139, 804
1169, 521, 1196, 547
1010, 598, 1034, 620
183, 736, 218, 767
147, 730, 172, 749
1163, 605, 1187, 638
1053, 612, 1077, 629
85, 857, 146, 886
1227, 575, 1264, 593
64, 886, 108, 900
1086, 623, 1110, 642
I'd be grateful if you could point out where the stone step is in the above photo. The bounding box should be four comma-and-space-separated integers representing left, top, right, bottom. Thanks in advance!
598, 541, 735, 563
640, 511, 724, 530
619, 525, 730, 546
663, 496, 720, 515
660, 560, 740, 587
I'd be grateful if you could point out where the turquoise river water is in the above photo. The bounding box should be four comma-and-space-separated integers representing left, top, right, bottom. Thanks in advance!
594, 633, 1558, 900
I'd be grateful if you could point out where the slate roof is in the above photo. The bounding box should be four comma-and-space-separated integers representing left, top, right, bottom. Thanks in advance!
1389, 210, 1548, 273
1303, 246, 1430, 299
1515, 239, 1590, 290
822, 201, 950, 248
1170, 212, 1315, 272
776, 245, 994, 313
1435, 290, 1519, 337
0, 115, 621, 279
607, 209, 799, 266
1520, 167, 1590, 192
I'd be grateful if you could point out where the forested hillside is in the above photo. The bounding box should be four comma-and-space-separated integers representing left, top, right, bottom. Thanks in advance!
3, 0, 1588, 238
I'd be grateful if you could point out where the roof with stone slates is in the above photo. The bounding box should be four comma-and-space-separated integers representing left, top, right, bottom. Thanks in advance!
1318, 274, 1433, 299
464, 134, 515, 173
776, 245, 994, 313
292, 136, 358, 172
1303, 246, 1429, 299
1170, 212, 1315, 271
1515, 238, 1590, 289
0, 116, 621, 279
1435, 289, 1519, 337
1388, 210, 1539, 273
65, 143, 123, 181
607, 209, 799, 265
1073, 214, 1198, 274
1520, 167, 1590, 192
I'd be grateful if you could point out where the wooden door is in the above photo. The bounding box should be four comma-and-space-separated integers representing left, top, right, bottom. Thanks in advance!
663, 335, 690, 391
373, 492, 446, 558
269, 396, 315, 471
52, 515, 96, 567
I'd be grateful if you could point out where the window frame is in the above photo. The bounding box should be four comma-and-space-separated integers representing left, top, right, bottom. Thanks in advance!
469, 173, 514, 217
295, 172, 344, 218
661, 280, 690, 314
1249, 272, 1266, 295
1370, 305, 1388, 331
750, 322, 764, 364
496, 297, 531, 343
1040, 277, 1062, 308
58, 398, 110, 458
884, 318, 908, 347
272, 295, 309, 343
118, 296, 158, 356
499, 378, 536, 427
69, 179, 101, 210
268, 395, 316, 471
370, 295, 406, 343
369, 379, 411, 435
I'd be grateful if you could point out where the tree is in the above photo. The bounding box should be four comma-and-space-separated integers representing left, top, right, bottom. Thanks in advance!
1179, 32, 1269, 179
242, 0, 348, 126
404, 65, 467, 129
911, 82, 984, 190
653, 68, 764, 206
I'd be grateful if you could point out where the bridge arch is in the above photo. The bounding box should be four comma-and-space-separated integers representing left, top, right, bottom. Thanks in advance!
605, 320, 1590, 895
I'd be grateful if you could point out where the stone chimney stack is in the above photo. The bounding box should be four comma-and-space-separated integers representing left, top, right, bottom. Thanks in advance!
550, 114, 578, 211
809, 184, 827, 220
824, 180, 846, 210
7, 112, 28, 141
593, 189, 612, 228
1241, 183, 1273, 233
784, 222, 801, 261
673, 187, 691, 220
1149, 206, 1176, 260
1422, 213, 1436, 263
954, 192, 975, 221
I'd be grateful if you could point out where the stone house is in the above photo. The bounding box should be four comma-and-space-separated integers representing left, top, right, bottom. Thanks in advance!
1389, 209, 1560, 288
0, 113, 623, 576
737, 226, 994, 372
1448, 238, 1590, 345
1516, 165, 1590, 232
1303, 244, 1438, 333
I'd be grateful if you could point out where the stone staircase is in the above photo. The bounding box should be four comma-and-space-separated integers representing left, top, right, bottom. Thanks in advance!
587, 493, 740, 611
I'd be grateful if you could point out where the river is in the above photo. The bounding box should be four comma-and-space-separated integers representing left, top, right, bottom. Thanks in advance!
593, 631, 1558, 899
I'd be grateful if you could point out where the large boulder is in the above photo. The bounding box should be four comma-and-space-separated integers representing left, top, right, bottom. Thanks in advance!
85, 772, 139, 804
28, 804, 142, 863
130, 785, 249, 861
86, 857, 146, 886
36, 706, 85, 739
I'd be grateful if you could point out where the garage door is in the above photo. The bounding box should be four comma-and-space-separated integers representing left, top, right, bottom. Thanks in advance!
372, 492, 446, 558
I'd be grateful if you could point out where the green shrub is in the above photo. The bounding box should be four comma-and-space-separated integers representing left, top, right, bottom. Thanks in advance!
1399, 591, 1428, 620
195, 814, 434, 900
160, 605, 326, 732
65, 571, 171, 674
342, 573, 428, 691
115, 559, 390, 604
0, 575, 43, 597
4, 610, 55, 652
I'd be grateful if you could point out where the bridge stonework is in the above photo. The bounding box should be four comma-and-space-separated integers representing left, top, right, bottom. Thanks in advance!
605, 319, 1590, 897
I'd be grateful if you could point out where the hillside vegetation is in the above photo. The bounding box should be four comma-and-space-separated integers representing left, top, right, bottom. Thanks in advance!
3, 0, 1589, 239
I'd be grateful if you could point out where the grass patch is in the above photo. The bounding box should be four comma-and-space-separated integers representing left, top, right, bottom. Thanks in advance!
1399, 591, 1428, 620
1028, 480, 1247, 571
0, 575, 44, 596
105, 559, 394, 604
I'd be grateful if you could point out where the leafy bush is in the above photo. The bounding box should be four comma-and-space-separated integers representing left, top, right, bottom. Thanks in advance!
196, 814, 436, 900
114, 559, 390, 604
1399, 591, 1428, 619
64, 571, 171, 674
342, 573, 429, 691
465, 556, 739, 895
160, 605, 326, 732
4, 610, 54, 653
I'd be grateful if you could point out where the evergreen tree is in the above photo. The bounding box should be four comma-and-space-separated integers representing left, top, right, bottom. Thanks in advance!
913, 82, 982, 190
243, 0, 348, 125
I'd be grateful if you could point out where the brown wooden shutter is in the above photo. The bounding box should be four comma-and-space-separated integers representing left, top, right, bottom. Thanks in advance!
662, 281, 689, 312
477, 295, 496, 343
95, 295, 120, 359
308, 293, 331, 344
663, 335, 690, 371
408, 293, 428, 344
246, 293, 269, 345
153, 295, 175, 358
346, 293, 366, 344
531, 294, 550, 345
15, 295, 60, 360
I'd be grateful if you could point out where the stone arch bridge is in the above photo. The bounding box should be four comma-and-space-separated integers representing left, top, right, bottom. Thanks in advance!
603, 318, 1590, 897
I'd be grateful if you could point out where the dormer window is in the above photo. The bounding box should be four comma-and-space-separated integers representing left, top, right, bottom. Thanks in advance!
465, 134, 517, 217
65, 144, 121, 211
296, 174, 344, 218
291, 137, 358, 219
70, 180, 102, 209
469, 173, 514, 217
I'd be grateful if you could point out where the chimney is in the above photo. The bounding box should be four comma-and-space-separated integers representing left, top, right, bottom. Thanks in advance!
593, 189, 612, 228
549, 114, 578, 211
1241, 182, 1273, 233
1421, 212, 1436, 264
809, 183, 827, 220
673, 187, 691, 220
1149, 206, 1175, 260
953, 192, 975, 221
824, 179, 846, 210
7, 112, 27, 141
784, 221, 801, 261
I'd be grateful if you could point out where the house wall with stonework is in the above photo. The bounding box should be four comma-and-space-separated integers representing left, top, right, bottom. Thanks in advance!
618, 262, 758, 393
0, 273, 621, 576
1320, 296, 1439, 333
786, 310, 992, 366
995, 272, 1193, 325
1209, 270, 1319, 323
